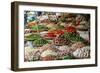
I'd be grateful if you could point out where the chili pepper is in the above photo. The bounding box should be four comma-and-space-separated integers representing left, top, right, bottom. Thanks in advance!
54, 30, 64, 35
45, 32, 56, 38
65, 26, 76, 33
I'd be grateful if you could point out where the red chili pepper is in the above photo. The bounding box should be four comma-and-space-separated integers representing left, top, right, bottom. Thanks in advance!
46, 32, 56, 38
55, 30, 64, 35
65, 26, 76, 33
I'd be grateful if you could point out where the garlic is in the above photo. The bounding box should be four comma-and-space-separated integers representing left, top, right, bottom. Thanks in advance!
72, 46, 90, 58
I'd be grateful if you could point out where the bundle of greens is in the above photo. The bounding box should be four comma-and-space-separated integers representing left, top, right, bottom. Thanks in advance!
31, 25, 49, 31
60, 32, 85, 43
33, 38, 50, 47
63, 55, 74, 59
25, 34, 50, 47
25, 34, 41, 41
57, 55, 74, 60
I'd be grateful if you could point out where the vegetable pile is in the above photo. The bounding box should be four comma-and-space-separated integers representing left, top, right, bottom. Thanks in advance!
24, 11, 90, 61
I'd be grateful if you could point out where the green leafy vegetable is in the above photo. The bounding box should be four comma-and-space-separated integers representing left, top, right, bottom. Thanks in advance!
63, 55, 74, 59
25, 34, 41, 41
60, 32, 85, 42
33, 38, 50, 47
31, 25, 49, 31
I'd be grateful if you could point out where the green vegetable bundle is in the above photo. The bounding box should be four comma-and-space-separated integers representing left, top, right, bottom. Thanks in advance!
60, 32, 85, 43
31, 25, 49, 31
33, 38, 49, 47
63, 55, 74, 59
25, 34, 50, 47
25, 34, 41, 41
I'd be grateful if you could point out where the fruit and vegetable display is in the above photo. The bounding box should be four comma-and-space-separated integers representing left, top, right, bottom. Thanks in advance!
24, 11, 90, 62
